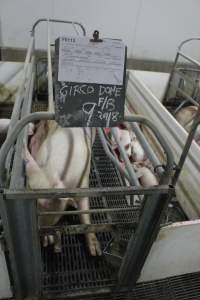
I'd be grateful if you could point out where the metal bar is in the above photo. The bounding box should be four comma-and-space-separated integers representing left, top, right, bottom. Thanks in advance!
0, 112, 55, 186
47, 20, 54, 112
4, 57, 42, 299
179, 51, 200, 68
130, 123, 163, 176
178, 37, 200, 51
175, 68, 197, 86
0, 191, 20, 298
173, 99, 189, 115
6, 37, 34, 136
5, 37, 34, 171
97, 128, 131, 181
43, 287, 114, 299
170, 83, 199, 106
111, 128, 141, 187
124, 115, 174, 178
118, 193, 171, 288
172, 104, 200, 185
31, 18, 86, 36
5, 185, 172, 200
163, 51, 180, 105
118, 116, 174, 288
40, 222, 137, 234
0, 61, 35, 299
38, 207, 143, 216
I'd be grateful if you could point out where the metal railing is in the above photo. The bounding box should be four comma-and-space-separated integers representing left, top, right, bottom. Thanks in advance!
0, 19, 176, 299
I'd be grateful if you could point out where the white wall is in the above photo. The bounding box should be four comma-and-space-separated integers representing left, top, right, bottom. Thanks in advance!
0, 0, 200, 61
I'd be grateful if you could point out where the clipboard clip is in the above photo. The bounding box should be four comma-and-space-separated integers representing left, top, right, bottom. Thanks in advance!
90, 30, 103, 42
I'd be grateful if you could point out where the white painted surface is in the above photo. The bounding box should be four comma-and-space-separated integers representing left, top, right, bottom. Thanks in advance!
139, 220, 200, 282
0, 242, 12, 298
0, 0, 200, 60
127, 70, 200, 219
132, 71, 170, 101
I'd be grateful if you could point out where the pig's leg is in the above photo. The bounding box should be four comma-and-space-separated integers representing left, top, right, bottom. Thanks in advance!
23, 145, 63, 250
78, 169, 102, 256
78, 197, 102, 256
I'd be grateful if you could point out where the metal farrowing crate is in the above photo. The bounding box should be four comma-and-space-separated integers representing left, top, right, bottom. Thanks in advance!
1, 19, 198, 300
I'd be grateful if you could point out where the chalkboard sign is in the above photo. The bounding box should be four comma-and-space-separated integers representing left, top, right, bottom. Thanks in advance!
54, 36, 127, 127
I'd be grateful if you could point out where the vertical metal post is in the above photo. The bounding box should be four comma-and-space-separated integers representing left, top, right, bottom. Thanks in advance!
162, 51, 180, 105
47, 20, 54, 113
118, 116, 174, 288
0, 57, 42, 299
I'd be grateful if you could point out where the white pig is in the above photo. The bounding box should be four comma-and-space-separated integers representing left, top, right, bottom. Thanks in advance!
134, 162, 158, 187
24, 120, 101, 256
175, 105, 200, 143
175, 105, 197, 131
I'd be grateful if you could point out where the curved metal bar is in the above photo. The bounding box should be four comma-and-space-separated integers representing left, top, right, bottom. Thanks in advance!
124, 115, 174, 182
178, 37, 200, 51
0, 112, 55, 187
31, 18, 86, 36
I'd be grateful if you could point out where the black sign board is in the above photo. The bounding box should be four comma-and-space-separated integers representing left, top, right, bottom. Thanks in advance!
54, 36, 127, 127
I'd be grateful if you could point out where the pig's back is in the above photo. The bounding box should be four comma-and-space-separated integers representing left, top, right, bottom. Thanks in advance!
35, 127, 90, 188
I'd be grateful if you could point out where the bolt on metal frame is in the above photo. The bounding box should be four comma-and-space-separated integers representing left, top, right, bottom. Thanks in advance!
0, 19, 178, 299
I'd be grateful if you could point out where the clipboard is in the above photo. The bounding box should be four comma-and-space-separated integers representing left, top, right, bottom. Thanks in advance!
54, 31, 127, 127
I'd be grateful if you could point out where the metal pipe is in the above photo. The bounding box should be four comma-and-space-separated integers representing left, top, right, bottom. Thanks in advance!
170, 84, 199, 106
111, 128, 141, 187
173, 99, 189, 115
6, 55, 35, 172
178, 51, 200, 68
0, 112, 55, 187
124, 115, 174, 180
97, 128, 130, 182
38, 207, 139, 216
162, 51, 180, 105
6, 37, 34, 136
31, 18, 86, 36
5, 185, 172, 200
130, 123, 163, 176
47, 21, 54, 113
118, 116, 174, 287
178, 37, 200, 51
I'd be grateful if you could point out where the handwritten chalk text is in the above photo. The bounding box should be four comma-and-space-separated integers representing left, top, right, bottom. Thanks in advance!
60, 84, 95, 97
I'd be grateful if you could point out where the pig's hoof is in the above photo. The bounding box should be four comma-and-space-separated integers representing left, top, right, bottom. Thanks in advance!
86, 233, 102, 256
42, 235, 55, 247
54, 231, 62, 253
54, 244, 62, 253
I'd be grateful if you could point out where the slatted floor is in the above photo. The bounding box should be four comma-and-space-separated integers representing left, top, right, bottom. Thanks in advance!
40, 134, 196, 300
41, 135, 139, 297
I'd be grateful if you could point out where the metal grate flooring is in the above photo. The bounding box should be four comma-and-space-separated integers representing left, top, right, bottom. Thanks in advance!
40, 135, 197, 300
41, 135, 139, 297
